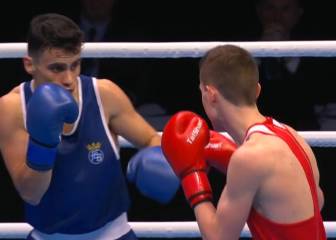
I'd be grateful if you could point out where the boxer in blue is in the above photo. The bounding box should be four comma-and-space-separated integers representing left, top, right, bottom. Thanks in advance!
0, 13, 178, 240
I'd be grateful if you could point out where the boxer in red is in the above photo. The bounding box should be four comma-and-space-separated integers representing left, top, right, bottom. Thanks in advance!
162, 45, 326, 239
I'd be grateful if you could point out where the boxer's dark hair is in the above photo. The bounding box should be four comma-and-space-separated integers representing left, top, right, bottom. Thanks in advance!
199, 45, 259, 106
27, 13, 83, 58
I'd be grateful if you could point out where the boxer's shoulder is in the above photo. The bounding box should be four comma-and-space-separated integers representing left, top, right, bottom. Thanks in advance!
0, 87, 24, 128
229, 140, 272, 178
95, 78, 136, 117
0, 89, 26, 147
96, 79, 130, 103
1, 85, 21, 102
244, 132, 286, 154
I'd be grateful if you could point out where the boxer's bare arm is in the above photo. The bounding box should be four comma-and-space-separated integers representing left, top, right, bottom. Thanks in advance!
97, 79, 161, 148
194, 146, 265, 240
0, 89, 52, 205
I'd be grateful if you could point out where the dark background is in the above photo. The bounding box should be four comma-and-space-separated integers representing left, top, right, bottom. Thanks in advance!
1, 0, 336, 239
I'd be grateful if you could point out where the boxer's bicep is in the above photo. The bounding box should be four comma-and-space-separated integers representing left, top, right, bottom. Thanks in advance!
215, 150, 264, 238
0, 94, 50, 204
2, 128, 29, 181
99, 80, 159, 148
0, 95, 29, 185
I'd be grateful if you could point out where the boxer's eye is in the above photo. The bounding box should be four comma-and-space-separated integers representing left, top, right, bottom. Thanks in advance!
48, 64, 67, 73
71, 60, 81, 71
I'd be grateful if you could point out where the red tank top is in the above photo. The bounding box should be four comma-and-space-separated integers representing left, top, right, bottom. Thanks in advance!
244, 117, 326, 240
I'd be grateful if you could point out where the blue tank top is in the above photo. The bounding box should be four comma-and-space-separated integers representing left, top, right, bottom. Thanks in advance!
22, 75, 130, 234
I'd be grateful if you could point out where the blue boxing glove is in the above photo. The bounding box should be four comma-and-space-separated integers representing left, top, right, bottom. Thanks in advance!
127, 146, 179, 204
26, 83, 78, 171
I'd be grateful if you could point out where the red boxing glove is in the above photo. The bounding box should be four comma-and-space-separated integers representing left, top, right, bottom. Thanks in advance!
162, 111, 212, 208
204, 130, 237, 173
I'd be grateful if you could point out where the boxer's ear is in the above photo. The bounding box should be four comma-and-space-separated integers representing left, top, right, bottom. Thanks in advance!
256, 83, 261, 99
23, 56, 35, 75
204, 84, 217, 103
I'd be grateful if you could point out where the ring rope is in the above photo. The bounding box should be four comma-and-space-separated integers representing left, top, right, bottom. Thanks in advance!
0, 222, 335, 238
2, 41, 336, 58
118, 131, 336, 148
1, 42, 334, 238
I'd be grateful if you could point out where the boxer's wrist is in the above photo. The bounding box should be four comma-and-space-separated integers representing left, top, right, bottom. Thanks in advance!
181, 171, 212, 208
26, 137, 57, 171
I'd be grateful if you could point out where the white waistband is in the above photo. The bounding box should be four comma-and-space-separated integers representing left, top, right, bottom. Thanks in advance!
30, 212, 131, 240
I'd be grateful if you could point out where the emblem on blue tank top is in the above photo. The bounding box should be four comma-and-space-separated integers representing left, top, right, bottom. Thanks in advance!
86, 142, 104, 165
